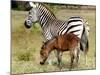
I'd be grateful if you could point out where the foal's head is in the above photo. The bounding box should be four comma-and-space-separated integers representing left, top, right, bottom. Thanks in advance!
40, 38, 57, 65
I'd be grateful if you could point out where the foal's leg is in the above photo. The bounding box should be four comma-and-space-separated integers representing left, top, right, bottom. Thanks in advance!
69, 47, 80, 70
57, 51, 63, 68
69, 49, 75, 70
54, 50, 62, 65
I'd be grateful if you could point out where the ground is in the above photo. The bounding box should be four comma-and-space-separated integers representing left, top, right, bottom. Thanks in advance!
11, 8, 96, 74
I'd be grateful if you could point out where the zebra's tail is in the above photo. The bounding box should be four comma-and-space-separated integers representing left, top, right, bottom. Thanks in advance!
80, 25, 89, 55
85, 39, 89, 55
80, 35, 89, 65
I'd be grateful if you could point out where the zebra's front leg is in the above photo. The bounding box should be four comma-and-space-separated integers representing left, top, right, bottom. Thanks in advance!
47, 50, 61, 65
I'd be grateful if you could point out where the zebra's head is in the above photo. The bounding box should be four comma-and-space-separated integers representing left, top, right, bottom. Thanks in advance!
24, 2, 39, 28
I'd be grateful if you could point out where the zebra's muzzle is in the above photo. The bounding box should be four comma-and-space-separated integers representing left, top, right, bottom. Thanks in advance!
24, 20, 32, 29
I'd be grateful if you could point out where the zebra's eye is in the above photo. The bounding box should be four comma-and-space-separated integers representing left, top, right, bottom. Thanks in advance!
29, 11, 31, 14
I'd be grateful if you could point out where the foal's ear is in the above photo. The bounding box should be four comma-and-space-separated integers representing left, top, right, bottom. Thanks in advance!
41, 46, 43, 49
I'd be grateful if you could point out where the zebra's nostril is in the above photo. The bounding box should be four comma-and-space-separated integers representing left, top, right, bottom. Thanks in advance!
27, 20, 30, 23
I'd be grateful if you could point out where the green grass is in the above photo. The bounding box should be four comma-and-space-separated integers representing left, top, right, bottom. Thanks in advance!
11, 8, 96, 74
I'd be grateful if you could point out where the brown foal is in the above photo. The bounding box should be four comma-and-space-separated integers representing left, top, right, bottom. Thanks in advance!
40, 33, 80, 70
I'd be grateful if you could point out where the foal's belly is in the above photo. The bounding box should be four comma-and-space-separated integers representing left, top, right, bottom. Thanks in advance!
60, 49, 70, 52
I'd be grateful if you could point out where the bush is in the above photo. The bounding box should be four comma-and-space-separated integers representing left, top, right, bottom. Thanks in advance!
18, 51, 31, 61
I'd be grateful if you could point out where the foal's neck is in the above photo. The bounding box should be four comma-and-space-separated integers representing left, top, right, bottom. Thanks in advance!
47, 38, 57, 52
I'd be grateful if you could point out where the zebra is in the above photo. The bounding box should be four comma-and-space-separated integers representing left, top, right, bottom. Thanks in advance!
24, 2, 90, 65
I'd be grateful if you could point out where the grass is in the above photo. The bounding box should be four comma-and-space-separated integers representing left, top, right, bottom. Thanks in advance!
11, 7, 96, 74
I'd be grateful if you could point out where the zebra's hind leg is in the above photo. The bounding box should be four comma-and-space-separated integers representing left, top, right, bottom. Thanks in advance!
84, 48, 88, 66
84, 40, 89, 66
85, 54, 87, 66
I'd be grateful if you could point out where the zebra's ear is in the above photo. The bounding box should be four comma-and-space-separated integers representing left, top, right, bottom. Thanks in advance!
29, 2, 36, 8
29, 2, 39, 8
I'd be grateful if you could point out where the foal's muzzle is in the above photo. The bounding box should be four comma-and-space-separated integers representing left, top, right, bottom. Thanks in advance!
40, 61, 45, 65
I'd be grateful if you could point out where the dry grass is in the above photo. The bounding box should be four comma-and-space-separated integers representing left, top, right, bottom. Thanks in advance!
11, 8, 96, 74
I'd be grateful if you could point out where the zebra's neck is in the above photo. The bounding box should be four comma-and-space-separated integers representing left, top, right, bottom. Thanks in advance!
37, 4, 56, 28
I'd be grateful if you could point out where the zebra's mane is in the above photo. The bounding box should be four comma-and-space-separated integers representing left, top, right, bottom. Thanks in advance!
38, 3, 57, 19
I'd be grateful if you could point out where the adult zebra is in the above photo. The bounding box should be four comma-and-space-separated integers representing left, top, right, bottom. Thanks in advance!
24, 2, 89, 65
